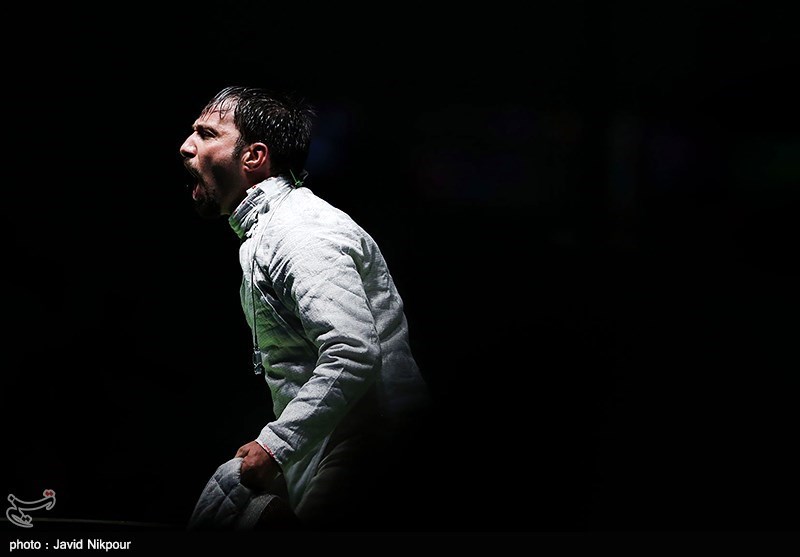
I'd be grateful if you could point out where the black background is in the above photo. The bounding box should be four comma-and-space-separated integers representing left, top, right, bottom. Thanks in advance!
2, 0, 799, 540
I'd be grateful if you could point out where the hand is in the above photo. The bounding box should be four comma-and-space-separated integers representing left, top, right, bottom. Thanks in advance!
235, 440, 280, 491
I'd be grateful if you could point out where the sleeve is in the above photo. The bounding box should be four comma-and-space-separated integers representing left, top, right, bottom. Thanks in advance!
255, 229, 381, 470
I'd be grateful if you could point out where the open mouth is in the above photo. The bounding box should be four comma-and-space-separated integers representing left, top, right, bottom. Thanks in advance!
184, 163, 201, 199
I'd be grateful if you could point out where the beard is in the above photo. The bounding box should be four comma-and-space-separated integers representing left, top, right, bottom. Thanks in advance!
191, 160, 240, 218
192, 182, 223, 219
187, 150, 242, 218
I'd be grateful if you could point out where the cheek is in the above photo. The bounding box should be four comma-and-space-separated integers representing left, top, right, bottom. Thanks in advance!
199, 149, 229, 175
210, 161, 240, 187
207, 146, 238, 168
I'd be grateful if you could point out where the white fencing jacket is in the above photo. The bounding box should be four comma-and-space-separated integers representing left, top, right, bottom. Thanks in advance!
229, 176, 430, 509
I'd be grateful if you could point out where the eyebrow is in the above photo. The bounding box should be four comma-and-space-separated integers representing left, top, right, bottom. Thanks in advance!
192, 123, 217, 134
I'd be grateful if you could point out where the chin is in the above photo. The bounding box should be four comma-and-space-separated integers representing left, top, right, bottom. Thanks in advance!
193, 198, 223, 219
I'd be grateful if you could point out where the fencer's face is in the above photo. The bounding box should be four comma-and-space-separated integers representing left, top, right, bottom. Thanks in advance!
180, 105, 246, 218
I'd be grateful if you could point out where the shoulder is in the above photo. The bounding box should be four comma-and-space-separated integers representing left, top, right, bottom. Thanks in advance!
274, 189, 374, 256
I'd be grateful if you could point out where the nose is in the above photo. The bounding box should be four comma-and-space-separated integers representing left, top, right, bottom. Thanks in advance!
180, 135, 196, 159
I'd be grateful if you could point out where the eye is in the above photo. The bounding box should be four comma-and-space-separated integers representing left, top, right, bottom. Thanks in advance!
194, 127, 214, 139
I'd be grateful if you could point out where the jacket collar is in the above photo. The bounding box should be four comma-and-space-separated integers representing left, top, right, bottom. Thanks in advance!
228, 176, 293, 240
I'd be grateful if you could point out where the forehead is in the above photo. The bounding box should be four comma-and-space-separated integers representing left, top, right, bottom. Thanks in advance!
195, 104, 238, 131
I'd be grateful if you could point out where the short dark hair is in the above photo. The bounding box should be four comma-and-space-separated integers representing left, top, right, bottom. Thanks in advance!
201, 86, 315, 179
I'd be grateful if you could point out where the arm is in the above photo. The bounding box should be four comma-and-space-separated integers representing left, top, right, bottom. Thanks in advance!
246, 230, 382, 483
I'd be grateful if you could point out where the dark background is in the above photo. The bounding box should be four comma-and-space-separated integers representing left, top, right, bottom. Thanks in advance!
2, 0, 798, 537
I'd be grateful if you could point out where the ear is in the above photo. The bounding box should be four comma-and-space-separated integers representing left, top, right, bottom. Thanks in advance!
242, 142, 269, 173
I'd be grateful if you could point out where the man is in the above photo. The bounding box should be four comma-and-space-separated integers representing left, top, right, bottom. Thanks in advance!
180, 86, 431, 529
